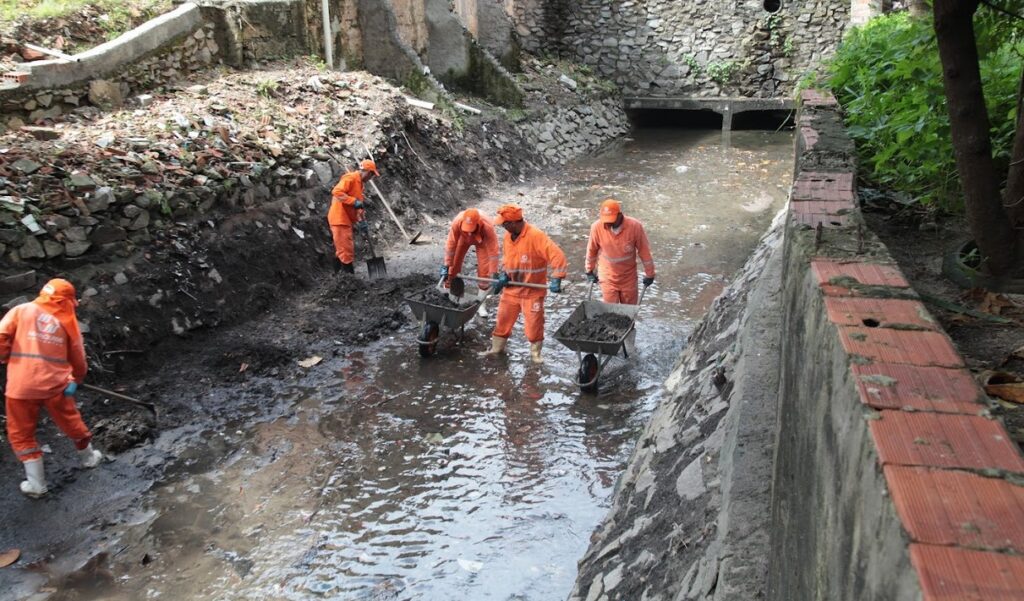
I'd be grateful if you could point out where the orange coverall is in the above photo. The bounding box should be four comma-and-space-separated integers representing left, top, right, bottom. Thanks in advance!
445, 211, 500, 290
494, 223, 568, 343
585, 216, 655, 305
0, 302, 91, 462
328, 171, 366, 265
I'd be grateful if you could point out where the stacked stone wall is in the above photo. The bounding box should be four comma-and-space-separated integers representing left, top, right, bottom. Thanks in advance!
508, 0, 848, 98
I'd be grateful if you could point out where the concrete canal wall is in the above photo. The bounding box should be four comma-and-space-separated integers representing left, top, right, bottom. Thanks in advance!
571, 91, 1024, 600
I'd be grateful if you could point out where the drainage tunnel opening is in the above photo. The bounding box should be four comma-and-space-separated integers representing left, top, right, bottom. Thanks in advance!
627, 109, 724, 129
731, 109, 795, 131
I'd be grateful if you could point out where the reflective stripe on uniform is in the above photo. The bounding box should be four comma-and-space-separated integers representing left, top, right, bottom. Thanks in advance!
603, 254, 634, 264
10, 351, 69, 364
15, 447, 41, 457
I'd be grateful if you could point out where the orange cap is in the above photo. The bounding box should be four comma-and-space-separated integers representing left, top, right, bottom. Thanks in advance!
461, 208, 481, 232
599, 198, 621, 224
494, 204, 523, 225
40, 278, 78, 306
360, 159, 380, 176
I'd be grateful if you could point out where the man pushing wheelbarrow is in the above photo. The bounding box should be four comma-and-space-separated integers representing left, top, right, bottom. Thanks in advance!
482, 203, 568, 365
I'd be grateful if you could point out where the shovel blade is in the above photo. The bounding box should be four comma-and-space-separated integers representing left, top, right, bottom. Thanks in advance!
449, 276, 466, 298
367, 257, 387, 279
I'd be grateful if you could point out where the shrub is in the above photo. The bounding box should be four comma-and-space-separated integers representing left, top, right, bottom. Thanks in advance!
827, 12, 1022, 210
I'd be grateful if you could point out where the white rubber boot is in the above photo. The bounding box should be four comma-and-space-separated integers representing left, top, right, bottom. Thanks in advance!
477, 288, 488, 301
530, 341, 543, 365
19, 458, 47, 498
482, 336, 507, 357
78, 444, 104, 468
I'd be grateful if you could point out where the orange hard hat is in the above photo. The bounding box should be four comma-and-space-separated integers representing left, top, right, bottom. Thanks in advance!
461, 208, 481, 232
494, 204, 523, 225
599, 198, 621, 223
360, 159, 380, 176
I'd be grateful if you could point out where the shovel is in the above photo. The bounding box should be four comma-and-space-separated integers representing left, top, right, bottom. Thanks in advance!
361, 144, 431, 245
458, 275, 553, 290
369, 179, 432, 245
81, 383, 158, 421
450, 276, 496, 322
360, 227, 387, 279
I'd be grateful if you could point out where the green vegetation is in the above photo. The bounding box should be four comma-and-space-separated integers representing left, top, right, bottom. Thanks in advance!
706, 60, 739, 84
256, 78, 279, 99
827, 12, 1022, 210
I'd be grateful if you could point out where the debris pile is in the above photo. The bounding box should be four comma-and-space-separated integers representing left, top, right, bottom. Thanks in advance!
411, 286, 475, 309
559, 312, 634, 342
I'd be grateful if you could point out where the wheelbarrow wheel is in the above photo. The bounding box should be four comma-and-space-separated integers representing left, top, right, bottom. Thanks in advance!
419, 321, 440, 357
579, 353, 600, 394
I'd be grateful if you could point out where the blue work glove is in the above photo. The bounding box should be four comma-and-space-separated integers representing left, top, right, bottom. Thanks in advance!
586, 271, 599, 284
549, 277, 562, 293
491, 272, 509, 293
355, 221, 369, 234
354, 200, 365, 209
63, 382, 78, 397
439, 265, 449, 279
643, 275, 655, 287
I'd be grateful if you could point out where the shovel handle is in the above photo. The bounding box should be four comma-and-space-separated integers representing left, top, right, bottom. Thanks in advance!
459, 275, 551, 290
81, 383, 158, 416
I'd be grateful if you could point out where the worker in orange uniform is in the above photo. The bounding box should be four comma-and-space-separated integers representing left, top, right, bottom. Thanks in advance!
585, 199, 655, 304
0, 279, 104, 498
484, 204, 568, 364
328, 159, 380, 274
440, 208, 499, 302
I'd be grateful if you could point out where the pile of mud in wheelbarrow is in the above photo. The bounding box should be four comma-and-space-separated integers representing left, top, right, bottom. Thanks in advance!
404, 276, 649, 393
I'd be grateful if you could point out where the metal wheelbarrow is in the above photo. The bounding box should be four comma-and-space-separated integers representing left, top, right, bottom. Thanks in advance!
404, 286, 481, 357
553, 283, 648, 393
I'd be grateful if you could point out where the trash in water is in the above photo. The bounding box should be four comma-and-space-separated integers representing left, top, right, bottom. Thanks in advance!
424, 432, 444, 444
298, 356, 323, 368
0, 548, 20, 568
457, 558, 483, 573
675, 165, 689, 173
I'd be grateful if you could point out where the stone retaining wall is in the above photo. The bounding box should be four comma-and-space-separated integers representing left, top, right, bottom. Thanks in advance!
519, 95, 629, 163
508, 0, 848, 98
767, 90, 1024, 599
1, 4, 219, 127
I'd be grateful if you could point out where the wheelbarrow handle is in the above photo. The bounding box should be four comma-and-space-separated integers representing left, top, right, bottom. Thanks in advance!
459, 275, 552, 290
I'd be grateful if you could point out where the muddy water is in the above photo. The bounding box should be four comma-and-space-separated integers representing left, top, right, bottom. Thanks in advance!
45, 129, 792, 601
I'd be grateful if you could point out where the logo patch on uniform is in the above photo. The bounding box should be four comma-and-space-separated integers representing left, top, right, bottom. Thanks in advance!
520, 254, 529, 263
531, 301, 542, 312
35, 313, 59, 335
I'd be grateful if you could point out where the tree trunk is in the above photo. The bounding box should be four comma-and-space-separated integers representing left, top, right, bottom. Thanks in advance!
933, 0, 1022, 277
1003, 67, 1024, 248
